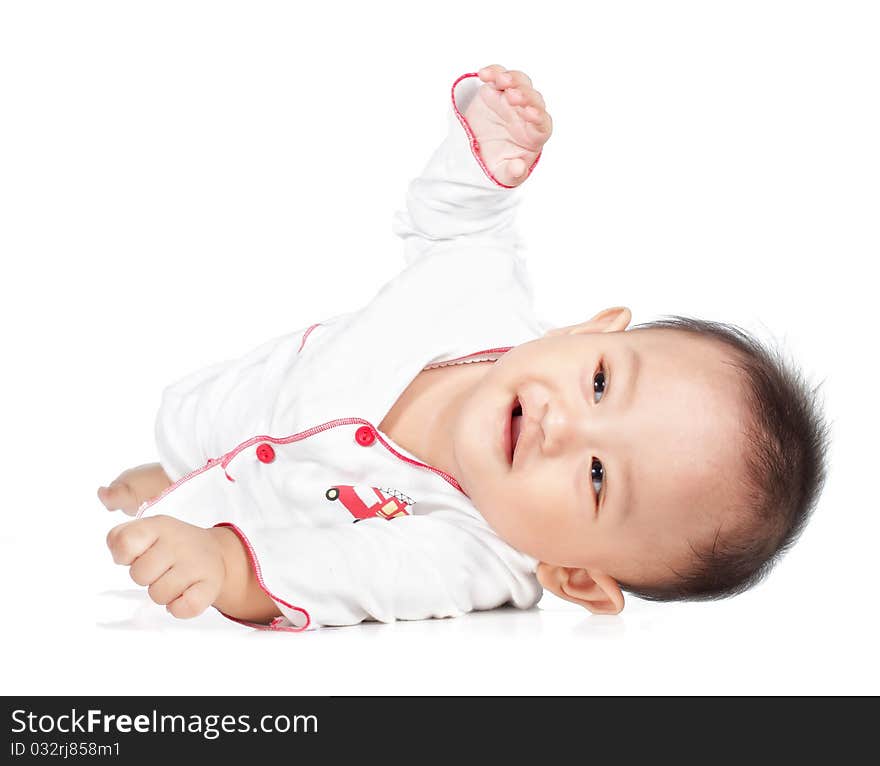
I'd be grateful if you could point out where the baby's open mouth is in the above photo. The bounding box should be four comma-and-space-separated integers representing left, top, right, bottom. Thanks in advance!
510, 398, 523, 464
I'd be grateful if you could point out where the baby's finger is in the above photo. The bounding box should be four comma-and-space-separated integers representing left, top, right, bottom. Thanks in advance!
128, 541, 174, 587
97, 482, 138, 515
167, 580, 216, 620
106, 519, 161, 566
147, 565, 190, 606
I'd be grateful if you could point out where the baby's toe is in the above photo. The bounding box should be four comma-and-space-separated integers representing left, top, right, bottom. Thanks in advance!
503, 87, 524, 105
478, 64, 507, 85
505, 86, 545, 112
527, 88, 546, 111
499, 70, 533, 89
521, 104, 548, 126
525, 109, 553, 138
518, 104, 538, 122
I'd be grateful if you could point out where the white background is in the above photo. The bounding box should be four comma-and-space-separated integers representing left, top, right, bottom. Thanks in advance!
1, 1, 877, 695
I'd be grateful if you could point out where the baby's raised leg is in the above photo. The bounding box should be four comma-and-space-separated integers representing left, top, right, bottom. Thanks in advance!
465, 65, 553, 187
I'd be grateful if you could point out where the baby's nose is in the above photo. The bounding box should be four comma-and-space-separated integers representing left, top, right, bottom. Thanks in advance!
542, 404, 592, 456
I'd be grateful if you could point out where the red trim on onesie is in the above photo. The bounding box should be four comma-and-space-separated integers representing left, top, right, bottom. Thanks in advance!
297, 323, 320, 353
451, 72, 542, 190
213, 522, 311, 632
138, 417, 468, 521
214, 419, 465, 492
372, 428, 463, 493
138, 344, 523, 628
136, 457, 225, 519
422, 346, 513, 371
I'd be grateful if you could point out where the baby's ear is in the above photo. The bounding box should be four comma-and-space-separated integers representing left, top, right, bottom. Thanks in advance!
536, 563, 624, 615
544, 306, 632, 338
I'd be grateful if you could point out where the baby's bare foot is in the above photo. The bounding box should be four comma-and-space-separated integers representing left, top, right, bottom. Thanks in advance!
98, 463, 172, 516
463, 64, 553, 187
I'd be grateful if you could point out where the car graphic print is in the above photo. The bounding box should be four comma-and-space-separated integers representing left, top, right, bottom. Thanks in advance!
325, 485, 415, 521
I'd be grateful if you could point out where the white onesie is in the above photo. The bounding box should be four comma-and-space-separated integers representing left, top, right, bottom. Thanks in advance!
139, 71, 552, 631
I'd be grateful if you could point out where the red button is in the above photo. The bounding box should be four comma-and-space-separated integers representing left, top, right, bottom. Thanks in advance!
256, 443, 276, 463
355, 426, 376, 446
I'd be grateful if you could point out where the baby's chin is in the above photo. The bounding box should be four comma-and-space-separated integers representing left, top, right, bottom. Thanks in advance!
448, 417, 494, 500
472, 495, 554, 563
452, 390, 510, 478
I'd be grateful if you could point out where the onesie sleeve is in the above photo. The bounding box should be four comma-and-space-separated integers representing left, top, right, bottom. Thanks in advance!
153, 331, 299, 482
216, 513, 542, 631
391, 73, 540, 267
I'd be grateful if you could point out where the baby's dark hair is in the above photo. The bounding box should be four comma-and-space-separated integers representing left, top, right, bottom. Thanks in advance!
618, 316, 829, 603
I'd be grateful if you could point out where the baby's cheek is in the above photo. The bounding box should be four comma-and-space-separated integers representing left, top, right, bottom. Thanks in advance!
488, 478, 560, 556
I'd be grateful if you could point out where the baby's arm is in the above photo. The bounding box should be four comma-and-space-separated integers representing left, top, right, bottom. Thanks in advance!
100, 66, 553, 628
105, 509, 539, 629
101, 469, 276, 620
106, 515, 279, 622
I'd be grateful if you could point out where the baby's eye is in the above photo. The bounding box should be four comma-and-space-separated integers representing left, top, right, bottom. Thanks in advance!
591, 458, 604, 497
593, 366, 607, 403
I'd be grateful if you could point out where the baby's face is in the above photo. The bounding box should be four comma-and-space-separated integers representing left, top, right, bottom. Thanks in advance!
450, 323, 748, 587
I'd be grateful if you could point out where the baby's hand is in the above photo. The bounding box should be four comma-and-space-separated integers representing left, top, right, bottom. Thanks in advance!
106, 515, 227, 619
97, 463, 172, 516
465, 65, 553, 187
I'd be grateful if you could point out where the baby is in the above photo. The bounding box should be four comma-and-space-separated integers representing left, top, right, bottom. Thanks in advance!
98, 64, 828, 631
